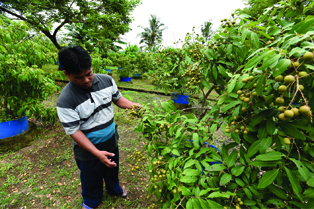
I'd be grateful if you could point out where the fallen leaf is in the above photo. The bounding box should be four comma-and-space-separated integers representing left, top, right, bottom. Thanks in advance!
58, 182, 62, 186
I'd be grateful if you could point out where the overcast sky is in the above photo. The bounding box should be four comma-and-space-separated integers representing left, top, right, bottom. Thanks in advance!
120, 0, 246, 49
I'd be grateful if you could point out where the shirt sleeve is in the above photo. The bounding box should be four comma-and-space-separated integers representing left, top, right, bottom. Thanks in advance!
57, 106, 80, 135
111, 77, 122, 101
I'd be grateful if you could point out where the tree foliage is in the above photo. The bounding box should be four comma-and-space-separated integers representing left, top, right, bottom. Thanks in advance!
137, 14, 167, 49
0, 0, 141, 50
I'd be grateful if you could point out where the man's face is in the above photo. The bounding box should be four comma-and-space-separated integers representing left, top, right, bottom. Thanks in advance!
64, 68, 94, 90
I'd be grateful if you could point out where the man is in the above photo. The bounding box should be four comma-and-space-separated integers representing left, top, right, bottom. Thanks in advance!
56, 45, 140, 209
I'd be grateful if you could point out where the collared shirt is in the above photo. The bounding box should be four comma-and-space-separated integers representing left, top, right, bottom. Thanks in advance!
56, 74, 122, 142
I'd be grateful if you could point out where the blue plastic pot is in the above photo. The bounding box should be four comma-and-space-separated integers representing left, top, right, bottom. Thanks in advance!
120, 77, 132, 82
118, 67, 123, 70
133, 73, 141, 77
171, 92, 189, 104
105, 69, 112, 73
0, 115, 29, 139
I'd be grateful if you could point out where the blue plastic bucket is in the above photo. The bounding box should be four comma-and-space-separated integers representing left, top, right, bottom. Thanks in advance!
105, 69, 111, 73
171, 92, 189, 104
120, 77, 132, 82
0, 115, 29, 139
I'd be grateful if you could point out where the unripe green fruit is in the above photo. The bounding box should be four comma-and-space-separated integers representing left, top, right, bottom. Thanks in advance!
283, 138, 291, 145
252, 92, 257, 97
225, 128, 231, 133
288, 62, 294, 69
278, 85, 287, 92
253, 83, 257, 88
243, 130, 248, 135
240, 96, 245, 101
284, 75, 295, 83
303, 52, 313, 60
299, 105, 311, 116
154, 185, 158, 189
235, 129, 240, 134
278, 113, 287, 121
299, 85, 304, 91
275, 75, 283, 82
240, 126, 245, 130
245, 93, 250, 97
173, 189, 177, 194
226, 125, 230, 129
278, 106, 286, 112
298, 71, 308, 77
242, 78, 248, 83
293, 62, 300, 67
291, 108, 299, 116
237, 90, 242, 95
276, 97, 284, 104
245, 128, 250, 132
284, 110, 294, 118
242, 107, 248, 112
244, 98, 250, 103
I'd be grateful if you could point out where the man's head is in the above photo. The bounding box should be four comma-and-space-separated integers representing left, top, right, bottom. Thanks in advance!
58, 45, 93, 89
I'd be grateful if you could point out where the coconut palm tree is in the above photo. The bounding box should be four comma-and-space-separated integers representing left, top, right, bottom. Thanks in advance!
137, 14, 167, 48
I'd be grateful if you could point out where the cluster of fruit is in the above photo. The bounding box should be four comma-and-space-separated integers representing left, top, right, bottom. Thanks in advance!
149, 168, 167, 182
182, 66, 202, 89
125, 104, 143, 119
158, 122, 173, 131
129, 150, 146, 171
225, 117, 250, 135
221, 13, 236, 28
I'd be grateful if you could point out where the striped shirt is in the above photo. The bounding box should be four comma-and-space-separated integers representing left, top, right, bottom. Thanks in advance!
56, 74, 122, 160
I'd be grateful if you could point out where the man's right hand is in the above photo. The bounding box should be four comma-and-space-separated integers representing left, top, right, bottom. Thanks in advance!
96, 151, 117, 167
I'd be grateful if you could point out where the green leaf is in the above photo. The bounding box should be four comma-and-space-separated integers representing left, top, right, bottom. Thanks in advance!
259, 137, 272, 154
231, 165, 245, 177
180, 176, 198, 183
179, 186, 193, 196
250, 160, 281, 167
235, 178, 245, 187
244, 188, 253, 200
221, 100, 241, 112
231, 131, 241, 144
259, 54, 281, 72
268, 184, 287, 199
201, 78, 212, 90
206, 200, 223, 209
250, 32, 260, 48
245, 50, 273, 70
247, 140, 261, 158
273, 59, 291, 77
208, 191, 234, 198
256, 74, 267, 96
291, 18, 314, 34
307, 176, 314, 187
290, 158, 311, 181
257, 169, 279, 189
251, 110, 269, 127
306, 64, 314, 71
175, 127, 183, 139
171, 149, 180, 156
279, 123, 306, 140
284, 167, 303, 201
228, 75, 239, 93
244, 200, 257, 206
206, 164, 226, 172
266, 119, 276, 135
219, 173, 232, 186
226, 150, 238, 168
186, 198, 193, 209
256, 151, 285, 161
304, 188, 314, 198
182, 169, 201, 176
0, 45, 7, 53
192, 133, 200, 149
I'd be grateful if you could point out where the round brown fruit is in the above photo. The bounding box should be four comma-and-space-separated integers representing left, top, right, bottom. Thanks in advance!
276, 97, 285, 104
278, 106, 286, 112
284, 110, 294, 118
278, 85, 287, 92
298, 71, 308, 77
303, 52, 313, 60
284, 75, 295, 83
278, 113, 287, 121
291, 108, 299, 116
283, 138, 291, 145
299, 105, 311, 116
299, 85, 304, 91
275, 75, 283, 82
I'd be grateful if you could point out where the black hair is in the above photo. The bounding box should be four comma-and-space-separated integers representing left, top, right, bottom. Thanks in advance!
58, 45, 92, 75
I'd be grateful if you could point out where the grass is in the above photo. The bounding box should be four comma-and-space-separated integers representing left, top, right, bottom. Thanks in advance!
0, 90, 172, 209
